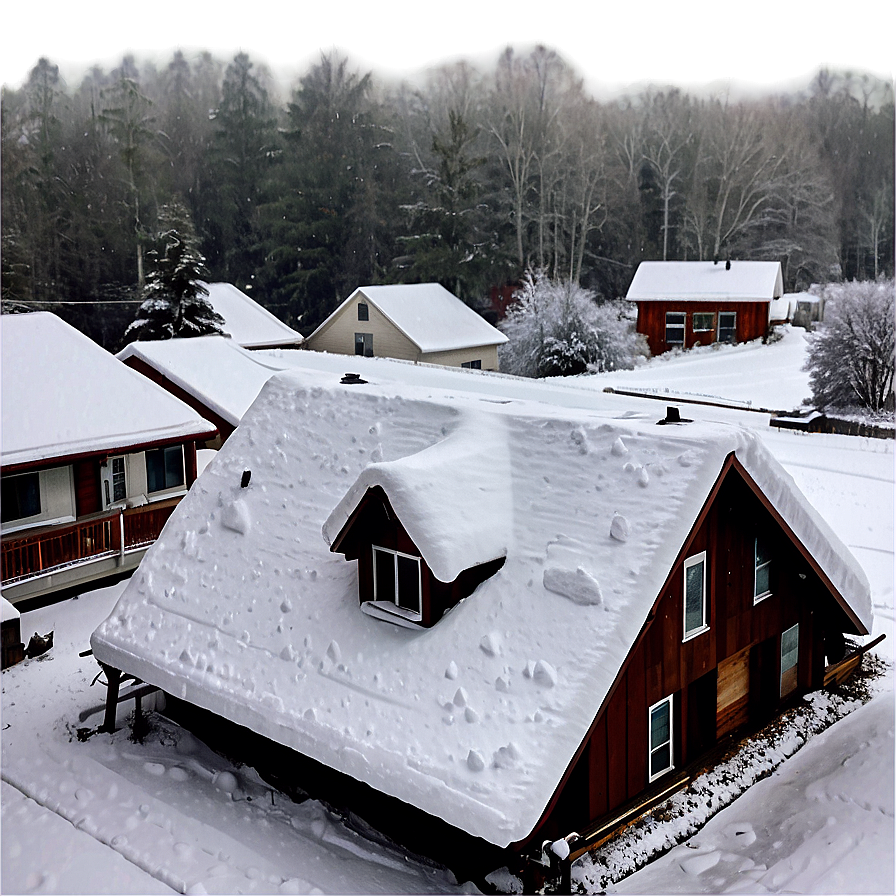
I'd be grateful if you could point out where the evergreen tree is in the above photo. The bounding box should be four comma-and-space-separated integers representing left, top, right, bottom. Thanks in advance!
124, 203, 226, 342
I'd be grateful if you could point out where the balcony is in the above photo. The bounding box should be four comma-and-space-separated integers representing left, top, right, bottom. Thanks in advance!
1, 498, 181, 586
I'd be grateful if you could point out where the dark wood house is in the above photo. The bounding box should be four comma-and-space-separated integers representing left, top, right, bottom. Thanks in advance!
627, 261, 784, 355
1, 313, 217, 606
90, 374, 874, 878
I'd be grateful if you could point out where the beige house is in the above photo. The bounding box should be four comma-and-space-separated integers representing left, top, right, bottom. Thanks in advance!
305, 283, 507, 370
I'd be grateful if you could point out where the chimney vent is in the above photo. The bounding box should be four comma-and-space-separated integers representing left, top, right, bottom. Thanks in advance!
340, 372, 367, 385
657, 406, 691, 425
241, 470, 251, 488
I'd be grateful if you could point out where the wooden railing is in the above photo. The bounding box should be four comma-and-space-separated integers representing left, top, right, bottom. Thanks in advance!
1, 497, 181, 585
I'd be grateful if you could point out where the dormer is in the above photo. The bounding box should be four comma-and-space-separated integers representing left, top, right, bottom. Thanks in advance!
323, 412, 511, 628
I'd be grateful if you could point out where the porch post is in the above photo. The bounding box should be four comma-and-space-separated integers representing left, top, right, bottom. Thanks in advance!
101, 664, 121, 733
118, 508, 125, 560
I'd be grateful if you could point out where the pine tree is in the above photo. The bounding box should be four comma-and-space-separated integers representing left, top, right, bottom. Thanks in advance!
124, 203, 226, 342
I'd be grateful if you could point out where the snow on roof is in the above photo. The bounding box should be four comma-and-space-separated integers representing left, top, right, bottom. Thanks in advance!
626, 261, 784, 302
2, 595, 20, 622
323, 408, 511, 582
91, 370, 871, 849
117, 336, 291, 429
201, 283, 304, 349
311, 283, 508, 353
1, 313, 216, 468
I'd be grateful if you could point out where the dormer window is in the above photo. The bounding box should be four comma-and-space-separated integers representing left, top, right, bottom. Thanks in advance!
373, 546, 422, 620
357, 302, 369, 321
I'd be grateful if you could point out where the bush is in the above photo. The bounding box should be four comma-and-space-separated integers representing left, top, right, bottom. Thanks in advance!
804, 279, 895, 413
499, 270, 647, 378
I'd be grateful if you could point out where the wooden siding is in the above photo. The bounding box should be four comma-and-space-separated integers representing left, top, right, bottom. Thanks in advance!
636, 301, 769, 355
74, 460, 101, 517
526, 462, 854, 846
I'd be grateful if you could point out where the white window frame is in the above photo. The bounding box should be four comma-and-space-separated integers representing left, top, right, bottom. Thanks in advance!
718, 311, 737, 343
101, 455, 128, 509
692, 312, 715, 333
648, 695, 674, 782
682, 551, 709, 641
753, 536, 772, 604
665, 311, 686, 346
372, 545, 422, 620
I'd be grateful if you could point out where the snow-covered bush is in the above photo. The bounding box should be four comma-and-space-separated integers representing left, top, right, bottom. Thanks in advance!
124, 203, 226, 343
804, 279, 895, 413
499, 270, 647, 377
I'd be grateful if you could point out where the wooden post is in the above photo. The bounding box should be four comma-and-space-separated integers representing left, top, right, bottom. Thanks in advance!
101, 665, 121, 733
119, 508, 125, 559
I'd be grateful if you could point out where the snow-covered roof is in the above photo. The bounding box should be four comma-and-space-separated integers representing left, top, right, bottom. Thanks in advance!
201, 283, 304, 349
117, 336, 290, 429
0, 313, 217, 469
2, 595, 20, 623
91, 370, 871, 849
626, 261, 784, 302
310, 284, 508, 353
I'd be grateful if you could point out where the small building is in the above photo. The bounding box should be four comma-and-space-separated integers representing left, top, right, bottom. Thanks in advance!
627, 261, 785, 355
91, 371, 872, 876
201, 282, 304, 350
304, 283, 508, 370
1, 313, 217, 606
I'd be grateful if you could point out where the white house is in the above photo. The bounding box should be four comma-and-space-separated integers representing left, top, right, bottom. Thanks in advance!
305, 283, 508, 370
201, 282, 304, 350
91, 366, 872, 875
1, 313, 216, 604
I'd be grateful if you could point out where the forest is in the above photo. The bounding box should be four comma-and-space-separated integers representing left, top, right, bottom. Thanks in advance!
1, 47, 893, 350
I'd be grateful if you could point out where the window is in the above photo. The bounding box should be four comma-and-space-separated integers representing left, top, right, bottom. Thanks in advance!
1, 472, 41, 523
373, 546, 422, 619
146, 445, 185, 493
648, 696, 674, 781
461, 360, 482, 369
718, 311, 737, 344
683, 551, 708, 640
754, 537, 772, 603
101, 456, 127, 507
357, 302, 369, 321
355, 333, 373, 357
693, 312, 714, 332
780, 623, 799, 697
665, 312, 685, 346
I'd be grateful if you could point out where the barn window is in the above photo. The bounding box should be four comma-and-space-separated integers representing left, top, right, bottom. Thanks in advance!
718, 311, 737, 344
355, 333, 373, 356
1, 472, 41, 523
357, 302, 369, 321
461, 360, 482, 369
648, 695, 674, 781
693, 312, 714, 332
683, 551, 708, 641
780, 623, 799, 697
665, 312, 685, 346
146, 445, 184, 493
754, 537, 772, 603
373, 546, 422, 620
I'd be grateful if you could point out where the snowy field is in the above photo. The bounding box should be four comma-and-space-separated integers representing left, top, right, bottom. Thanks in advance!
2, 327, 893, 894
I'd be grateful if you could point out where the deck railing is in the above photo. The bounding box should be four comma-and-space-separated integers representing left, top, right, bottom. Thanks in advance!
1, 498, 181, 585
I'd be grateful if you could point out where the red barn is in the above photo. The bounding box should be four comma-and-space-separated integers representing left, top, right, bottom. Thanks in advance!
627, 261, 784, 355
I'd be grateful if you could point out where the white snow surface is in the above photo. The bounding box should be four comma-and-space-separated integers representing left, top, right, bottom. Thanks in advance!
2, 595, 21, 622
0, 313, 215, 466
200, 283, 304, 348
310, 284, 508, 353
626, 260, 784, 302
91, 367, 871, 848
118, 336, 292, 428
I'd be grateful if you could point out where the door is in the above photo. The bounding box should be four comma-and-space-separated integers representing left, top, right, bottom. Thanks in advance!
717, 645, 750, 736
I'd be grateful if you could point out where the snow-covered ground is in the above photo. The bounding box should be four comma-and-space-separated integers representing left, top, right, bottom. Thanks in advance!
2, 326, 893, 894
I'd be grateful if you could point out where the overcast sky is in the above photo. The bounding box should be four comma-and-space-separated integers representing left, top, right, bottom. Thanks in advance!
2, 0, 893, 96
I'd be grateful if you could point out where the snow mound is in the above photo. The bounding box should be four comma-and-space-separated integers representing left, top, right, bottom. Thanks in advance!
543, 566, 603, 606
221, 498, 251, 535
610, 513, 631, 542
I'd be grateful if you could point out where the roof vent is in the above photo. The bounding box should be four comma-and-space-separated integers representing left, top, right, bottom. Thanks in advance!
240, 470, 251, 488
726, 258, 731, 270
657, 406, 692, 425
340, 373, 368, 385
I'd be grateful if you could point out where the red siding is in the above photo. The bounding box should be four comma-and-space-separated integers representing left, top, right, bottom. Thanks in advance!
636, 301, 770, 355
74, 459, 101, 517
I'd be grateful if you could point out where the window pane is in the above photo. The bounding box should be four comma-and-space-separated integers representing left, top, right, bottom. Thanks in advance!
355, 333, 366, 356
718, 312, 737, 343
665, 312, 685, 345
164, 446, 184, 489
650, 701, 670, 750
357, 303, 369, 321
374, 549, 395, 602
755, 537, 771, 566
112, 457, 126, 502
397, 555, 421, 613
650, 744, 670, 777
685, 559, 704, 632
146, 451, 164, 492
781, 624, 799, 672
693, 313, 714, 331
1, 473, 41, 522
755, 564, 770, 596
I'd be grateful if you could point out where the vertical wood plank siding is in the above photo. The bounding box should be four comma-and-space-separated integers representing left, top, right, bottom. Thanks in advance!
636, 301, 770, 355
534, 464, 847, 843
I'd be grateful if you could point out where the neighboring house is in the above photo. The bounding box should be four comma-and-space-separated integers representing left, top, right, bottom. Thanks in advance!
201, 282, 304, 350
627, 261, 785, 355
305, 283, 508, 370
786, 291, 826, 329
1, 313, 217, 606
91, 369, 872, 875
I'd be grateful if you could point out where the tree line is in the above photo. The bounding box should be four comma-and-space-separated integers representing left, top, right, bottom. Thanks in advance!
1, 47, 893, 349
